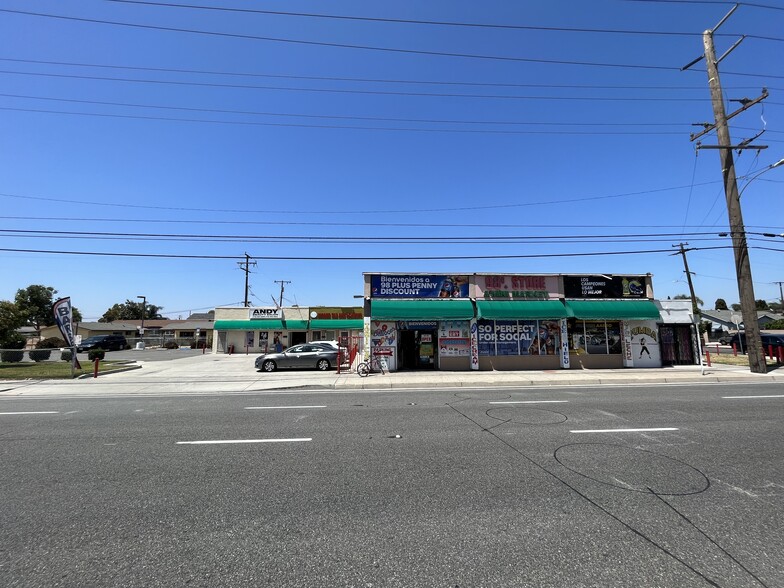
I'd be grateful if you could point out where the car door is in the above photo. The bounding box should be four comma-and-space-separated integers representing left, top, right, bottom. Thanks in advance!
278, 345, 304, 368
296, 345, 321, 368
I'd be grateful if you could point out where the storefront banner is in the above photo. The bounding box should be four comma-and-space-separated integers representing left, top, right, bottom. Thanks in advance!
563, 276, 646, 299
259, 332, 269, 353
477, 275, 560, 300
399, 321, 438, 330
310, 307, 362, 319
560, 319, 570, 369
469, 319, 479, 370
438, 320, 470, 357
370, 275, 469, 298
249, 307, 282, 320
363, 317, 372, 362
622, 321, 633, 367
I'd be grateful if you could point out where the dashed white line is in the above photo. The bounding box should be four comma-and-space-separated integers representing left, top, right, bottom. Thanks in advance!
722, 395, 784, 399
176, 438, 312, 445
489, 400, 568, 404
0, 411, 59, 415
244, 406, 326, 410
570, 428, 679, 434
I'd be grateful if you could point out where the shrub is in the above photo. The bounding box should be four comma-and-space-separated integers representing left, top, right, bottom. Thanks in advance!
1, 349, 25, 363
36, 337, 66, 349
164, 340, 179, 349
29, 349, 52, 362
0, 333, 26, 350
88, 349, 106, 361
61, 350, 72, 362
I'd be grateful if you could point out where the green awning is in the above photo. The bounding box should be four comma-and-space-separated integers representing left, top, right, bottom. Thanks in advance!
371, 299, 474, 320
214, 320, 309, 330
310, 319, 364, 329
565, 300, 661, 320
476, 300, 569, 320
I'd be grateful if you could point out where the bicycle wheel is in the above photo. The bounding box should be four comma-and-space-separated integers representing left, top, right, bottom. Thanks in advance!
357, 362, 370, 377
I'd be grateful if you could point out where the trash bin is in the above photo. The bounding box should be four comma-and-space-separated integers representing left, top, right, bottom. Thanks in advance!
135, 342, 145, 350
228, 344, 234, 355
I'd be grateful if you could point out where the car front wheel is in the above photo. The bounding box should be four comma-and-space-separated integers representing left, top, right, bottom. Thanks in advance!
316, 359, 330, 371
262, 360, 277, 372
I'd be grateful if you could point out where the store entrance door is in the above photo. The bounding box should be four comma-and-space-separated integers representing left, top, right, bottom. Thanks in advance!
398, 329, 437, 370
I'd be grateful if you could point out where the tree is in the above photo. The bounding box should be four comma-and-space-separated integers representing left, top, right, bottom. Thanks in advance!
100, 300, 166, 322
673, 294, 704, 307
15, 285, 58, 335
714, 298, 728, 310
769, 301, 783, 314
731, 303, 742, 311
755, 299, 770, 311
0, 300, 26, 349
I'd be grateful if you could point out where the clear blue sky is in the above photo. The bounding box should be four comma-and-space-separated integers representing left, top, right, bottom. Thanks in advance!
1, 0, 782, 320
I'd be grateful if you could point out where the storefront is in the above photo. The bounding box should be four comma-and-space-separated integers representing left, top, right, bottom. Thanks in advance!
212, 306, 362, 355
363, 272, 665, 371
655, 300, 699, 366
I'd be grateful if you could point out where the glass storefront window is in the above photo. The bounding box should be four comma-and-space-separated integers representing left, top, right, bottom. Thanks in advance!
570, 321, 622, 355
477, 319, 561, 356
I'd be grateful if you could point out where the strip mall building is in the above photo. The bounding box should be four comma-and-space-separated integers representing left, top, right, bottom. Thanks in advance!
210, 273, 698, 371
360, 273, 697, 371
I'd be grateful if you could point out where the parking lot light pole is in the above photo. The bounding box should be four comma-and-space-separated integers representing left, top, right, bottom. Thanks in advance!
137, 296, 146, 344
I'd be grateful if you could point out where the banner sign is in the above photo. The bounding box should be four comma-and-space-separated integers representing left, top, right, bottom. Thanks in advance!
370, 275, 469, 298
470, 319, 479, 370
52, 297, 77, 347
310, 307, 363, 319
478, 319, 561, 356
563, 275, 647, 299
249, 307, 282, 320
477, 275, 559, 300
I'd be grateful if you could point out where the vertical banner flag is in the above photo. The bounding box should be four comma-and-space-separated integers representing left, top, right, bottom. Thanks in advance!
52, 297, 81, 369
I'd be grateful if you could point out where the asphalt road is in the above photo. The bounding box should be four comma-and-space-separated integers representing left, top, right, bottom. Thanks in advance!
1, 383, 782, 587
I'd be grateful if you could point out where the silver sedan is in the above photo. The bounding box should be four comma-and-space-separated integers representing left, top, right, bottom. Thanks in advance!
254, 344, 339, 372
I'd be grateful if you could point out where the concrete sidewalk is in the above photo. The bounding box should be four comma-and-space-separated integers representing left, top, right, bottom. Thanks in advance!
0, 353, 781, 398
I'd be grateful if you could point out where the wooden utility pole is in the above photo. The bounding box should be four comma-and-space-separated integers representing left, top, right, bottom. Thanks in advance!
702, 25, 766, 373
237, 254, 257, 307
274, 280, 291, 308
673, 243, 700, 316
775, 281, 784, 307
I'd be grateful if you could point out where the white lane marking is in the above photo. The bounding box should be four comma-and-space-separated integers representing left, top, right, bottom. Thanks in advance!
489, 400, 568, 404
64, 410, 79, 415
570, 427, 679, 433
0, 411, 59, 415
244, 405, 326, 410
176, 438, 312, 445
722, 395, 784, 399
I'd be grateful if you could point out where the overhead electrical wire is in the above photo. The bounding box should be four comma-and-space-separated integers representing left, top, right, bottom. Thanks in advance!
0, 246, 741, 261
0, 70, 731, 102
620, 0, 784, 11
0, 181, 735, 215
2, 57, 779, 92
1, 8, 781, 78
103, 0, 784, 42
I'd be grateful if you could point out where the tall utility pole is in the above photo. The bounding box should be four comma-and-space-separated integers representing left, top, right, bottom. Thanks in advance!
274, 280, 291, 308
775, 282, 784, 307
672, 243, 700, 316
695, 11, 767, 373
237, 254, 257, 307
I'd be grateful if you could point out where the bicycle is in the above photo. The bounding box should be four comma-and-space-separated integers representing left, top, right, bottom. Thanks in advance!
356, 355, 386, 377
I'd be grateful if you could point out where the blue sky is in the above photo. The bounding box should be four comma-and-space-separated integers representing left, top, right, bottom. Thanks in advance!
1, 0, 782, 320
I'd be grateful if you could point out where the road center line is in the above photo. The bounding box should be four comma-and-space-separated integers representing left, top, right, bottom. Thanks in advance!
570, 427, 679, 434
489, 400, 568, 404
244, 406, 326, 410
176, 438, 312, 445
722, 395, 784, 399
0, 411, 59, 415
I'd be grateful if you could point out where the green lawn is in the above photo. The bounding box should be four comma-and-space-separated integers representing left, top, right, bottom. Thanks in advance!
0, 360, 136, 380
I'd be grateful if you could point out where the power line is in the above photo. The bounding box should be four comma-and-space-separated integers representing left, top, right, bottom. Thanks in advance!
0, 181, 735, 215
0, 245, 738, 261
0, 9, 685, 71
620, 0, 784, 11
103, 0, 781, 39
0, 70, 726, 102
3, 57, 779, 91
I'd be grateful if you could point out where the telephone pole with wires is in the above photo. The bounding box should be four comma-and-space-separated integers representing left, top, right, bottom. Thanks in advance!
672, 243, 700, 317
237, 253, 257, 307
274, 280, 291, 308
682, 5, 768, 373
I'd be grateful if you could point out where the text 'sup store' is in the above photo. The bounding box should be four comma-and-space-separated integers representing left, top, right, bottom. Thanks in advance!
211, 306, 364, 354
362, 273, 697, 371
